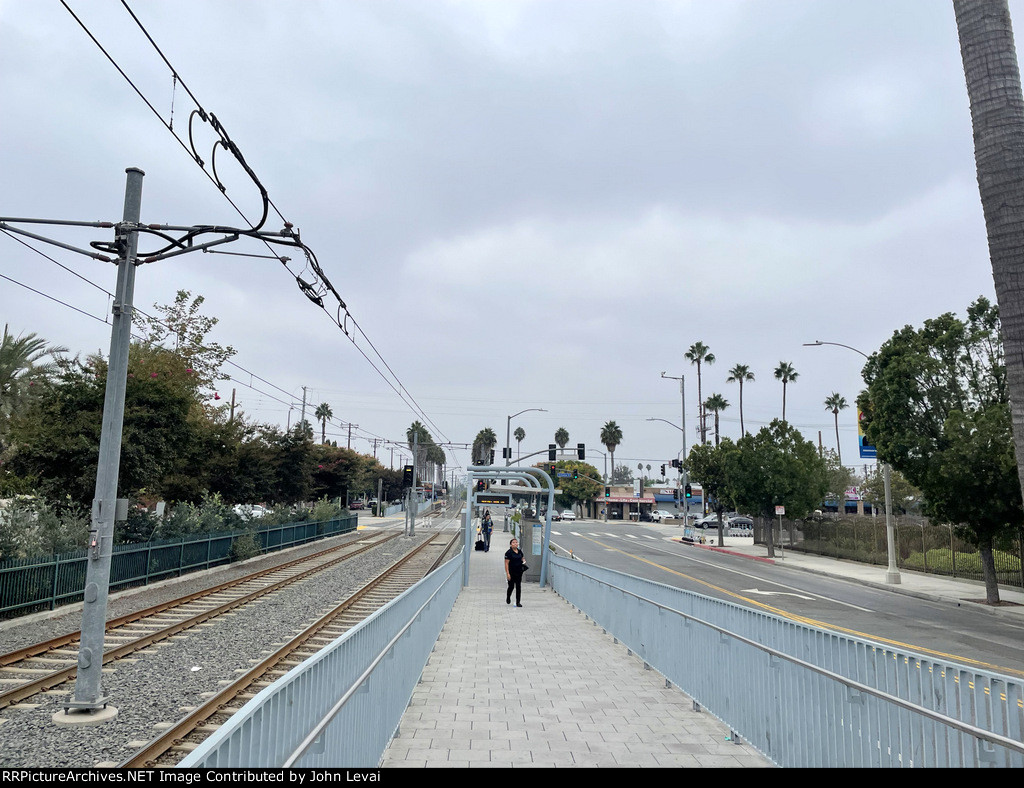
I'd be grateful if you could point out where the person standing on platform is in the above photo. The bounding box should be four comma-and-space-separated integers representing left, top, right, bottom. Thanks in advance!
504, 537, 526, 607
481, 510, 493, 551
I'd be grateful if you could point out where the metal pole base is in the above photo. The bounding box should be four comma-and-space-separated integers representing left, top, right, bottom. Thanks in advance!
886, 571, 902, 585
53, 705, 119, 726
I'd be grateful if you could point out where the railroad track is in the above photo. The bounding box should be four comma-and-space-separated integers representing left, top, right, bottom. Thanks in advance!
0, 528, 404, 711
121, 525, 461, 767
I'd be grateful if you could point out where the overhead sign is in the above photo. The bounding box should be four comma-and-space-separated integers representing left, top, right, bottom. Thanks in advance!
476, 493, 511, 506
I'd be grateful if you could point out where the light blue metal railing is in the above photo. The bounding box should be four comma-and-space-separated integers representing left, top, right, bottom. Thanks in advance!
179, 553, 463, 768
548, 556, 1024, 768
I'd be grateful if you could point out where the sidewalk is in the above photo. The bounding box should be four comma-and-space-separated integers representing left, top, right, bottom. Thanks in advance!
380, 539, 772, 768
665, 527, 1024, 618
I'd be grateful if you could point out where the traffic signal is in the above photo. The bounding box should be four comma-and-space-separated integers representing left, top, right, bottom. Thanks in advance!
671, 458, 680, 469
548, 444, 557, 461
548, 463, 556, 478
673, 488, 679, 500
577, 443, 585, 460
572, 468, 578, 480
604, 486, 611, 498
685, 483, 692, 499
402, 465, 414, 487
660, 464, 666, 476
476, 479, 485, 491
489, 449, 495, 465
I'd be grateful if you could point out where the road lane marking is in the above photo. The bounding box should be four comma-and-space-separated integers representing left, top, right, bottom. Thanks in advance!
572, 533, 1024, 679
743, 588, 816, 601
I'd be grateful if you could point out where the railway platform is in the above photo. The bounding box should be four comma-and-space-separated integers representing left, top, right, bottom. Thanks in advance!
380, 543, 772, 768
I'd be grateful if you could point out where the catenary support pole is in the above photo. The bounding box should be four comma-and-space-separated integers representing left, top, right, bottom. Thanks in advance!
59, 167, 144, 722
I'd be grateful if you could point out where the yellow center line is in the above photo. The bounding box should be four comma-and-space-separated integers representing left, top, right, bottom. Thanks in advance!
580, 535, 1024, 680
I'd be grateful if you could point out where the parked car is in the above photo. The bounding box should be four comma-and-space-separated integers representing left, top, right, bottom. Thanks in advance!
727, 516, 753, 530
650, 510, 674, 522
550, 511, 562, 521
695, 514, 721, 528
561, 510, 577, 521
348, 501, 364, 510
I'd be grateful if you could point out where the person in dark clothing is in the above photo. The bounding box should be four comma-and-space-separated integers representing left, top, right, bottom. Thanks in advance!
504, 537, 526, 607
481, 511, 493, 551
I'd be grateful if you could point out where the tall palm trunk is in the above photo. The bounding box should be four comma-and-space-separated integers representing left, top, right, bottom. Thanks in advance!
696, 361, 706, 443
782, 383, 788, 423
833, 410, 842, 465
738, 380, 745, 436
952, 0, 1024, 603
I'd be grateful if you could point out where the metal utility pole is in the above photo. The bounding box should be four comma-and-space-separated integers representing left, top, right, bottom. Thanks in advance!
58, 168, 144, 723
300, 386, 307, 434
409, 431, 418, 536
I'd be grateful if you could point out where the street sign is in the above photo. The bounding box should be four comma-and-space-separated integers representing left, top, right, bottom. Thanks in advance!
557, 472, 572, 478
775, 505, 785, 516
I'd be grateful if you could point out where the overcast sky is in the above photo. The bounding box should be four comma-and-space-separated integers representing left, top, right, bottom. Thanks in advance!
0, 1, 1015, 480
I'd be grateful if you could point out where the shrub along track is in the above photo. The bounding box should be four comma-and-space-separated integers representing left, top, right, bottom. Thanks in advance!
0, 529, 403, 711
121, 524, 461, 767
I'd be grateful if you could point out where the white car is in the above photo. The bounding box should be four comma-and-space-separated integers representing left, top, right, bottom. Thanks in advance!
560, 510, 577, 521
650, 510, 674, 522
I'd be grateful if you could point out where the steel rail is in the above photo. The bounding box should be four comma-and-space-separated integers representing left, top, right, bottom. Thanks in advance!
0, 531, 402, 710
121, 528, 460, 767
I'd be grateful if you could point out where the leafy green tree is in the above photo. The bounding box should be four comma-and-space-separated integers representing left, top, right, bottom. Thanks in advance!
862, 297, 1021, 602
685, 342, 715, 443
703, 393, 729, 446
135, 290, 235, 391
726, 364, 755, 436
547, 460, 602, 515
6, 346, 196, 505
611, 463, 633, 485
774, 362, 799, 423
821, 449, 856, 511
600, 420, 622, 481
725, 420, 828, 557
860, 464, 921, 516
687, 439, 737, 544
315, 403, 333, 444
824, 392, 849, 464
554, 427, 569, 449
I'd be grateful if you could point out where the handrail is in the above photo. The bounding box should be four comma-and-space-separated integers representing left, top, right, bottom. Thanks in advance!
554, 559, 1024, 757
282, 560, 461, 767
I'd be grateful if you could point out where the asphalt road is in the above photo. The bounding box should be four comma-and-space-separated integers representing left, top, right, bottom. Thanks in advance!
550, 518, 1024, 680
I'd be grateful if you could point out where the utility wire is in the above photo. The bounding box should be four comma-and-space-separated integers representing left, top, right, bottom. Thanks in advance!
61, 0, 449, 441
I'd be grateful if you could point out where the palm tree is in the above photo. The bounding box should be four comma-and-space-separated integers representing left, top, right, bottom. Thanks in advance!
0, 325, 66, 440
954, 1, 1024, 541
824, 392, 849, 465
554, 427, 569, 450
774, 362, 799, 422
314, 402, 333, 444
473, 427, 497, 464
703, 393, 730, 446
726, 364, 755, 436
685, 342, 715, 442
514, 426, 525, 460
600, 420, 623, 483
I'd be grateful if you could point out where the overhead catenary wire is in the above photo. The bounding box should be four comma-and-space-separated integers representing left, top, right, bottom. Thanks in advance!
54, 0, 448, 441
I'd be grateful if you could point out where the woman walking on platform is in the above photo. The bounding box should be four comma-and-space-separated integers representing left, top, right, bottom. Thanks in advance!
504, 538, 526, 607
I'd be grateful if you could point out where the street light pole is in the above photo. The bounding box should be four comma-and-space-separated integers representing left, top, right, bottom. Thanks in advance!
803, 340, 901, 584
660, 372, 689, 523
505, 408, 547, 466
